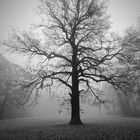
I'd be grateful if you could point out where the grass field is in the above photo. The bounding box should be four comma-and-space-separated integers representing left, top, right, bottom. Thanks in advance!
0, 116, 140, 140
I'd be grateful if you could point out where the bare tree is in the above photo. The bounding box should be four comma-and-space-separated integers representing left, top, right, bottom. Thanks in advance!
2, 0, 123, 124
0, 68, 27, 119
116, 26, 140, 116
0, 53, 31, 119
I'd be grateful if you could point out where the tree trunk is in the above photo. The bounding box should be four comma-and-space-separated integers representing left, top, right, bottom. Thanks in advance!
69, 93, 82, 125
0, 94, 7, 119
69, 41, 82, 125
69, 65, 82, 125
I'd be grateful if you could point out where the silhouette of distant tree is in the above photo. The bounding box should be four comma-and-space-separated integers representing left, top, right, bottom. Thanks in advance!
0, 55, 30, 119
116, 26, 140, 116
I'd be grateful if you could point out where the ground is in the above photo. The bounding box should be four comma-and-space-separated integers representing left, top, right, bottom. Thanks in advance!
0, 116, 140, 140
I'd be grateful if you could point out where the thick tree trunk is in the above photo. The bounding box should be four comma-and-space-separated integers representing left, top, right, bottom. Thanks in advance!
69, 62, 82, 125
69, 41, 82, 125
69, 93, 82, 125
0, 94, 7, 119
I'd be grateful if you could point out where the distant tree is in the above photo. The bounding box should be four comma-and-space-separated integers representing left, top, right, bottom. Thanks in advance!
2, 0, 124, 124
0, 79, 22, 119
0, 54, 30, 119
116, 26, 140, 116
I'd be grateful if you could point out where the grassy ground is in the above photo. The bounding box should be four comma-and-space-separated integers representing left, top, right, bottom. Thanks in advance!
0, 116, 140, 140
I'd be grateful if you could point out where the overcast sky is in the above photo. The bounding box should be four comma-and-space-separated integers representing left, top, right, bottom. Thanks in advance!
108, 0, 140, 32
0, 0, 140, 64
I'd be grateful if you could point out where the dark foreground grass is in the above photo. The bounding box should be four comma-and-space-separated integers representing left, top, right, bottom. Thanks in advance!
0, 117, 140, 140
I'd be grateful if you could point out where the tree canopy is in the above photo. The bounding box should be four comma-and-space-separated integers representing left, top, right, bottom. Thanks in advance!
2, 0, 126, 124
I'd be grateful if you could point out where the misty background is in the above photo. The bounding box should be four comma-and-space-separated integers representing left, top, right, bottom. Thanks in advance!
0, 0, 140, 120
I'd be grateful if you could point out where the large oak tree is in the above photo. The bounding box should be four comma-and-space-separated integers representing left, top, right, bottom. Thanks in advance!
2, 0, 123, 124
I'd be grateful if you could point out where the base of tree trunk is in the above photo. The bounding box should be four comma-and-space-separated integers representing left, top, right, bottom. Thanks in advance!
69, 118, 83, 125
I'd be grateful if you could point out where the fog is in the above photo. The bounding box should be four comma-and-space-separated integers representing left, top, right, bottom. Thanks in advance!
28, 94, 103, 120
25, 83, 114, 120
1, 78, 137, 120
1, 90, 110, 120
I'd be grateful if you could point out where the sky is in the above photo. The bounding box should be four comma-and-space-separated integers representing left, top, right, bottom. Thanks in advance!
0, 0, 140, 38
108, 0, 140, 33
0, 0, 38, 39
0, 0, 140, 65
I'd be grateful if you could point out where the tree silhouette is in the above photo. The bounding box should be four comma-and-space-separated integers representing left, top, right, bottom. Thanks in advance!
116, 26, 140, 116
2, 0, 123, 124
0, 54, 30, 118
